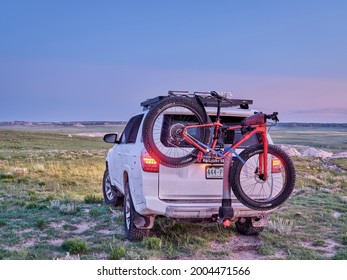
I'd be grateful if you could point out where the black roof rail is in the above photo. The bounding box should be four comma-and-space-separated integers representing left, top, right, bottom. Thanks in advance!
141, 90, 253, 110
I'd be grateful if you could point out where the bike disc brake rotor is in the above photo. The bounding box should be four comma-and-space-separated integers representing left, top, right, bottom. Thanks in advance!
168, 123, 185, 144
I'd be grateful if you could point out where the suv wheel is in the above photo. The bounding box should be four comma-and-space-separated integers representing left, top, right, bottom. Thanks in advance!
124, 182, 149, 241
235, 217, 264, 235
102, 168, 123, 206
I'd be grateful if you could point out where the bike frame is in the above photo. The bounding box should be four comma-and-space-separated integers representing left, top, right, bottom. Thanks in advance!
182, 118, 270, 180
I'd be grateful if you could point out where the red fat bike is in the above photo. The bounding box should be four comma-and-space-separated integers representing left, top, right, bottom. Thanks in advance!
142, 91, 296, 211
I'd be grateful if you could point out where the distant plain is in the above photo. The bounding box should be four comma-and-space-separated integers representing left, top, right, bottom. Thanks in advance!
0, 123, 346, 260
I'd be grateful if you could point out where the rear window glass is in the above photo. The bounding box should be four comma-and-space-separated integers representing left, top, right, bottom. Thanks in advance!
159, 114, 258, 148
120, 114, 144, 144
160, 114, 203, 148
210, 116, 259, 148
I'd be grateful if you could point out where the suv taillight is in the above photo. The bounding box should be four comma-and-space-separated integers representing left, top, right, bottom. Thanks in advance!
271, 158, 282, 173
141, 151, 159, 173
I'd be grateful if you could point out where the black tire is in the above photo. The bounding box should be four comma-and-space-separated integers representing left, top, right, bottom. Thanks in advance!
235, 217, 264, 235
102, 168, 123, 206
230, 144, 295, 211
124, 182, 149, 241
142, 96, 211, 168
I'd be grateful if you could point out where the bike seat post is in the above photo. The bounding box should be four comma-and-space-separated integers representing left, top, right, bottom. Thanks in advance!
216, 99, 222, 121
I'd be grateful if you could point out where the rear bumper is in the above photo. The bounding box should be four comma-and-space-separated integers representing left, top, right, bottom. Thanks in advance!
135, 171, 270, 219
164, 203, 269, 219
136, 196, 269, 219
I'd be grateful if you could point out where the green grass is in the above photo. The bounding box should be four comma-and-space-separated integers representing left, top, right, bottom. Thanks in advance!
270, 126, 347, 153
61, 238, 88, 254
0, 127, 346, 260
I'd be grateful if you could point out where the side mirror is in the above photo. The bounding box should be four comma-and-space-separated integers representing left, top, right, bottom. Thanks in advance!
103, 133, 119, 144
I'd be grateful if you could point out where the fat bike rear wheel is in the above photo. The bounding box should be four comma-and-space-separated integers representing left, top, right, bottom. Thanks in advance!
142, 96, 211, 168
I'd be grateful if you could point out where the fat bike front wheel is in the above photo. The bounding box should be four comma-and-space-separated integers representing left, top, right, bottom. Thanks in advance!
230, 144, 296, 211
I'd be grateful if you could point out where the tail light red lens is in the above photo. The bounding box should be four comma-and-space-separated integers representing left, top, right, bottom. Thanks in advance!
271, 158, 282, 173
141, 151, 159, 172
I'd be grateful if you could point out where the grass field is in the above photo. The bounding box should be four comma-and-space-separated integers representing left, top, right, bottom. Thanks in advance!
0, 125, 346, 260
270, 125, 347, 153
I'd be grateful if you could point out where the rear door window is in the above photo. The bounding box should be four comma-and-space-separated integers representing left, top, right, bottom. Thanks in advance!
158, 114, 259, 148
119, 114, 144, 144
209, 115, 259, 148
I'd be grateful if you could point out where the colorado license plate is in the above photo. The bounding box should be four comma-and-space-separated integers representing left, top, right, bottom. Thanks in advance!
205, 165, 224, 179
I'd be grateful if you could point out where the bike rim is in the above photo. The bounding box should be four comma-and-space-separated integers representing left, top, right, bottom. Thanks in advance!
150, 105, 208, 160
238, 153, 287, 203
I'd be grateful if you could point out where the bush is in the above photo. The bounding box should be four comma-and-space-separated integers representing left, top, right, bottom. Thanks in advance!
61, 239, 88, 254
341, 233, 347, 245
143, 237, 162, 250
48, 200, 80, 215
268, 218, 294, 234
47, 200, 61, 210
84, 194, 103, 204
89, 208, 102, 218
59, 203, 80, 215
36, 219, 47, 230
109, 245, 126, 260
28, 190, 39, 201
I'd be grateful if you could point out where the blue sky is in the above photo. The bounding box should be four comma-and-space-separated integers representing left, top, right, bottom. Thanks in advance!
0, 0, 346, 122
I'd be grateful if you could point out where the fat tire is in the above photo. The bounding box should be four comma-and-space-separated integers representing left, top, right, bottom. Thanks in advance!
235, 217, 264, 235
123, 182, 149, 241
142, 96, 211, 168
102, 168, 123, 206
230, 144, 295, 211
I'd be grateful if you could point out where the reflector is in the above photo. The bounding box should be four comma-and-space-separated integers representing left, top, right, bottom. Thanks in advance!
271, 158, 282, 173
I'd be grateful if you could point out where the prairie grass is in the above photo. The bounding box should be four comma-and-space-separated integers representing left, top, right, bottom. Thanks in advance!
0, 127, 346, 260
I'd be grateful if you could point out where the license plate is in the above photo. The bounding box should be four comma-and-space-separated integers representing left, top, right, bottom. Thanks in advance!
205, 165, 224, 179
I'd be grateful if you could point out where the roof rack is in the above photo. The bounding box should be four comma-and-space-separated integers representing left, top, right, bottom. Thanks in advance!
141, 90, 253, 110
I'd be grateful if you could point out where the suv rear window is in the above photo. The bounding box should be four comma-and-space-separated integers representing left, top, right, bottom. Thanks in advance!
160, 114, 202, 148
159, 114, 258, 148
119, 114, 144, 144
211, 116, 259, 148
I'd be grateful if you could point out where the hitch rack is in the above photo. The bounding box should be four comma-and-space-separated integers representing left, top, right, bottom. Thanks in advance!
141, 90, 253, 111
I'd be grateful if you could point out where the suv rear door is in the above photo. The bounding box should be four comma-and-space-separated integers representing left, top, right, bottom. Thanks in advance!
109, 114, 143, 187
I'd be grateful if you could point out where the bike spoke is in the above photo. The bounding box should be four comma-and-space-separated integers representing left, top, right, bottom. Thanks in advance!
237, 151, 289, 203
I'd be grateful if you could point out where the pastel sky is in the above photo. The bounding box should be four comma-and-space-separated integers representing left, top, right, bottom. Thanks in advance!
0, 0, 346, 122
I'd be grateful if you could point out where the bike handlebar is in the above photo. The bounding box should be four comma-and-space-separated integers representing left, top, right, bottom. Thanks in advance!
265, 112, 279, 122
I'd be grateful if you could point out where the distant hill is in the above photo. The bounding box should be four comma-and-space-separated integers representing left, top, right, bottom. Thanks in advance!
0, 121, 346, 128
0, 121, 127, 127
277, 123, 347, 128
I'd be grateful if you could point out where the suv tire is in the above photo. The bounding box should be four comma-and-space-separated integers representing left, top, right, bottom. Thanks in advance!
102, 168, 123, 206
124, 182, 150, 241
235, 217, 264, 235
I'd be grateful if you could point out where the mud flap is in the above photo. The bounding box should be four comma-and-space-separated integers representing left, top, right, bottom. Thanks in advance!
251, 214, 269, 228
133, 213, 155, 229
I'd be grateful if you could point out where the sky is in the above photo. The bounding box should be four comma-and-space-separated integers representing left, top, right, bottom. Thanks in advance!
0, 0, 346, 123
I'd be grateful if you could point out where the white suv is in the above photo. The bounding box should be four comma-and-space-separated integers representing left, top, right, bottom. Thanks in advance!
103, 93, 272, 240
